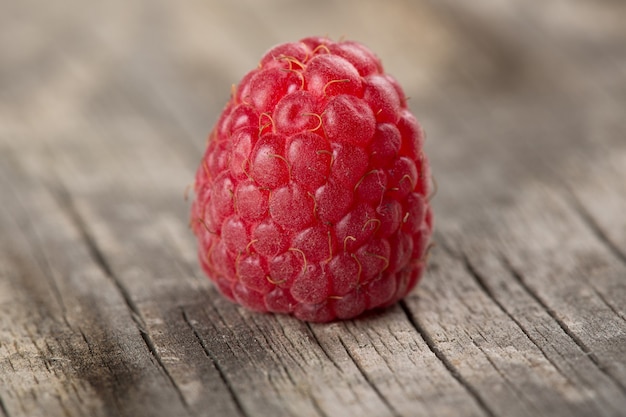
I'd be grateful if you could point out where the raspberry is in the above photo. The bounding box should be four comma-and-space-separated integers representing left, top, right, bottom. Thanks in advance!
190, 37, 433, 322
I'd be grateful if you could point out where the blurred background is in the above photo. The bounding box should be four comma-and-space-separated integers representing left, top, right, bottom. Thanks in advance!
2, 0, 625, 226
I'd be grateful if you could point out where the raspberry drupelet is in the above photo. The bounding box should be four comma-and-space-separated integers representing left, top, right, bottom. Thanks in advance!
190, 37, 433, 322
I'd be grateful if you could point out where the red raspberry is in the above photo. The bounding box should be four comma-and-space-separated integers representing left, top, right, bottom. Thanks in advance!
190, 37, 433, 322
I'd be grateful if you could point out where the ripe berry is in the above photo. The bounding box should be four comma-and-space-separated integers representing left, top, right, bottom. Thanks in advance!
190, 37, 433, 322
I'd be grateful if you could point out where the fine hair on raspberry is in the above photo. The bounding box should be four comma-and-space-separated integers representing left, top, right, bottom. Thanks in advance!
190, 36, 433, 322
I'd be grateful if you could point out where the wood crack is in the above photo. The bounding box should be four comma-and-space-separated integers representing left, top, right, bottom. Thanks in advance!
562, 189, 626, 322
308, 395, 330, 417
181, 308, 247, 417
244, 314, 310, 394
459, 253, 578, 388
251, 327, 328, 417
305, 323, 343, 373
398, 301, 496, 417
52, 186, 191, 413
251, 318, 307, 379
562, 187, 626, 267
26, 329, 52, 374
469, 337, 539, 416
590, 286, 626, 324
2, 172, 73, 331
0, 394, 10, 417
78, 327, 94, 356
499, 254, 626, 395
337, 336, 401, 417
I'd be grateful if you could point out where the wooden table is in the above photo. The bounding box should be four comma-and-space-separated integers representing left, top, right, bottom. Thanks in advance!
2, 1, 625, 416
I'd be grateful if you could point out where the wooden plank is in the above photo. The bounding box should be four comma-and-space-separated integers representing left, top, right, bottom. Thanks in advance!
415, 0, 626, 395
434, 225, 626, 417
0, 154, 191, 417
308, 308, 487, 417
43, 151, 249, 416
492, 183, 626, 388
559, 145, 626, 292
402, 250, 618, 417
1, 0, 626, 416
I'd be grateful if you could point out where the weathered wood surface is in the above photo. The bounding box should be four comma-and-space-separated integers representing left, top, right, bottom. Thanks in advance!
1, 0, 626, 416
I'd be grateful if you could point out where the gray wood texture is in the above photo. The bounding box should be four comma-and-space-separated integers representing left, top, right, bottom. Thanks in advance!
1, 0, 625, 416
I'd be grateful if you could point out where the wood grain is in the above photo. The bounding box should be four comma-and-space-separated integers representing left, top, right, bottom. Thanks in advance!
1, 0, 626, 416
